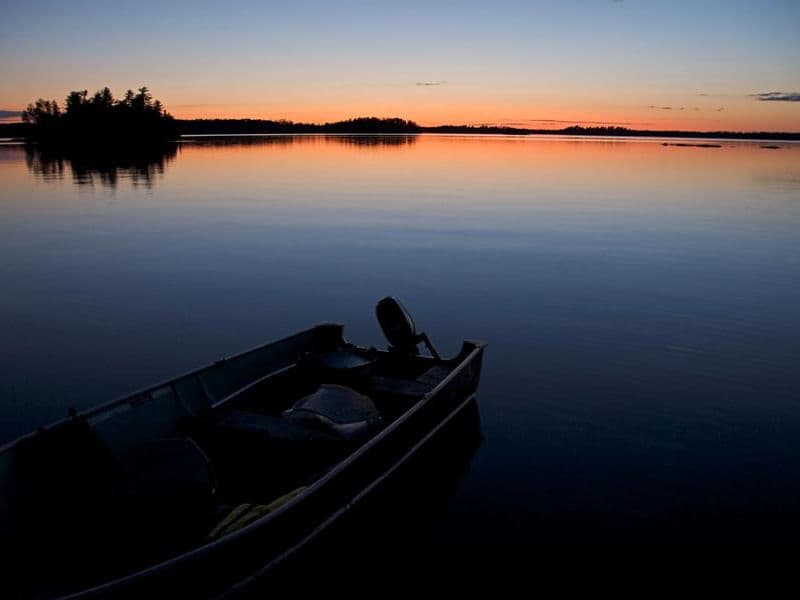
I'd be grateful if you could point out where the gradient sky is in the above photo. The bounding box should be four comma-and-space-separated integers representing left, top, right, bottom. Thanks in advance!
1, 0, 798, 130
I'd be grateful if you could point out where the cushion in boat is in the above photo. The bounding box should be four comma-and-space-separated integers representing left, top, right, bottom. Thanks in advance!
214, 385, 381, 446
284, 384, 378, 424
282, 384, 382, 439
217, 410, 341, 444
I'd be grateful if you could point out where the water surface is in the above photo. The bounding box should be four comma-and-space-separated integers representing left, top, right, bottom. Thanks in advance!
1, 134, 799, 564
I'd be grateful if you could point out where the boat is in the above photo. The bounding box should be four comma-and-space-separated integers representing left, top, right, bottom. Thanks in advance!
0, 297, 486, 598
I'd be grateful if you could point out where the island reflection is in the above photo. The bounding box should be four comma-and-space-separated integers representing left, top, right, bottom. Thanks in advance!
24, 135, 418, 188
24, 143, 179, 189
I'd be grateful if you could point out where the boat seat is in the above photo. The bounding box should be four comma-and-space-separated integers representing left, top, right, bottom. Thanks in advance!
369, 365, 452, 399
299, 348, 376, 386
190, 385, 382, 495
211, 384, 381, 448
216, 410, 342, 445
282, 384, 382, 439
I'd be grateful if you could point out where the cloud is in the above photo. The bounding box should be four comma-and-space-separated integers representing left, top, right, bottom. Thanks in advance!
752, 91, 800, 102
416, 81, 446, 86
650, 105, 723, 113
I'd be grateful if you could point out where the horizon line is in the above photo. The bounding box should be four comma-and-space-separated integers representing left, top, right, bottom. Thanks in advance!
2, 114, 799, 136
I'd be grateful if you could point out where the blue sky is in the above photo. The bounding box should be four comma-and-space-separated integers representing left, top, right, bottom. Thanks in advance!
2, 0, 798, 129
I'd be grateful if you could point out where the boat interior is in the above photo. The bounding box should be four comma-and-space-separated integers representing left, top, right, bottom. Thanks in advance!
0, 300, 467, 596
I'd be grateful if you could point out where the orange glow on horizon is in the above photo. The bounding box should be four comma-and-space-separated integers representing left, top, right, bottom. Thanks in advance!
2, 87, 797, 132
165, 101, 799, 133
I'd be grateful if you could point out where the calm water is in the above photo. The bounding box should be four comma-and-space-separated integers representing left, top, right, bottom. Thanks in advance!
1, 135, 799, 565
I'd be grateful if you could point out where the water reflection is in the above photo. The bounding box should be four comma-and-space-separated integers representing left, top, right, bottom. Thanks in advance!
334, 134, 418, 148
24, 143, 179, 188
20, 135, 419, 189
2, 134, 800, 567
182, 134, 418, 149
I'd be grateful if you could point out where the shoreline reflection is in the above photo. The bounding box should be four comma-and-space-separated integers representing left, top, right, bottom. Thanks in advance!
181, 133, 419, 149
22, 135, 419, 189
24, 143, 179, 189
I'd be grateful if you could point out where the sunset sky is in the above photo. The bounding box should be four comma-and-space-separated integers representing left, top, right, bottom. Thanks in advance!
1, 0, 798, 131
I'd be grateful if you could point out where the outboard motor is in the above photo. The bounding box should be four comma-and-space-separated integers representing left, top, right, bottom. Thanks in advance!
376, 296, 441, 359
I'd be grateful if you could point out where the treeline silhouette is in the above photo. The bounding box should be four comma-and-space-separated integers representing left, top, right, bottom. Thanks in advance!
20, 86, 178, 144
176, 120, 799, 140
420, 124, 799, 140
4, 102, 799, 141
180, 117, 420, 135
550, 125, 800, 140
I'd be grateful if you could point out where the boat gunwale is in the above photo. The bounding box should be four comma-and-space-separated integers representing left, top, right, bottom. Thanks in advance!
66, 337, 485, 598
0, 323, 342, 456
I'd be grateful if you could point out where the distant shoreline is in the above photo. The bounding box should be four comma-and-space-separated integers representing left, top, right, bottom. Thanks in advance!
425, 126, 799, 141
186, 119, 800, 141
1, 118, 799, 142
180, 132, 800, 144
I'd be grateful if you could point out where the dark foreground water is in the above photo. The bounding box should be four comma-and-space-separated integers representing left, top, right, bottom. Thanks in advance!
1, 135, 799, 571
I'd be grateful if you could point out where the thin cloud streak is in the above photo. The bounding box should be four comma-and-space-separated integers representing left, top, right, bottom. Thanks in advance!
752, 91, 800, 102
415, 81, 446, 86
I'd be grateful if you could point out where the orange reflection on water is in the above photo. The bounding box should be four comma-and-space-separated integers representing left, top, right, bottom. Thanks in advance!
2, 136, 799, 214
166, 135, 800, 209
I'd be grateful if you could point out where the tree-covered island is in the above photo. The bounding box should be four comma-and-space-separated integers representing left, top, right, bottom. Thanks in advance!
21, 86, 179, 144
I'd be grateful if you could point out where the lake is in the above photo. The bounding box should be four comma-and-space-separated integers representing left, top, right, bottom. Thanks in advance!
1, 134, 799, 569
